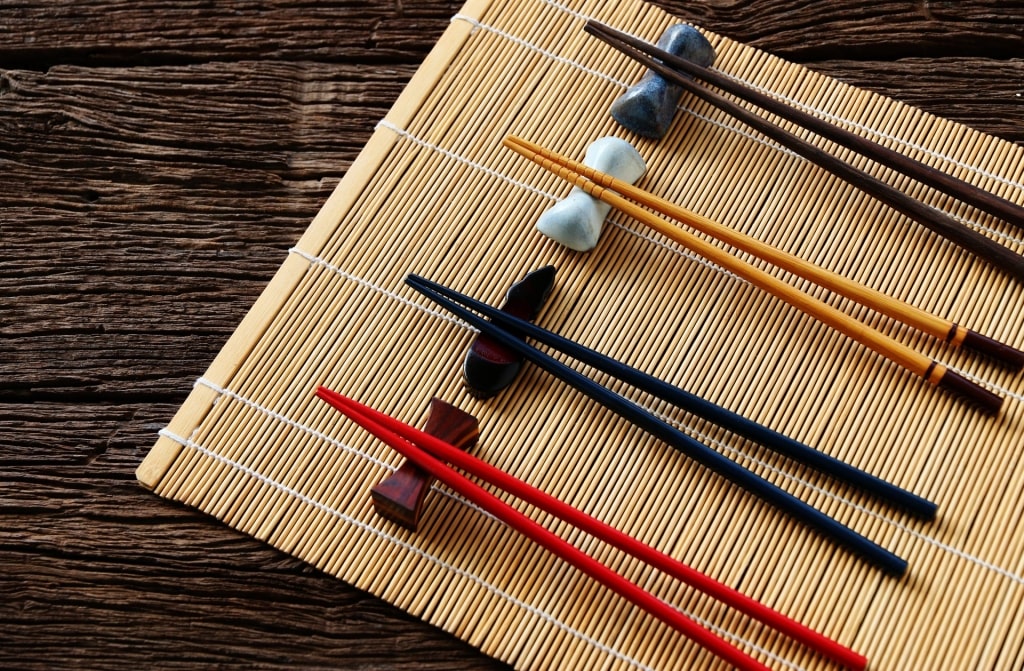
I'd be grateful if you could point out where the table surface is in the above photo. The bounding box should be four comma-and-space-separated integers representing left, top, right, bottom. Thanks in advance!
3, 1, 1022, 669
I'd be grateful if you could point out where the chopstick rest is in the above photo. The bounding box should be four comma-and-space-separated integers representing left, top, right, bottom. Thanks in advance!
315, 387, 869, 670
536, 137, 646, 251
609, 24, 716, 139
508, 137, 1024, 370
405, 274, 909, 577
503, 135, 1007, 413
370, 398, 479, 531
589, 19, 1024, 232
409, 273, 937, 520
584, 20, 1024, 281
463, 265, 556, 398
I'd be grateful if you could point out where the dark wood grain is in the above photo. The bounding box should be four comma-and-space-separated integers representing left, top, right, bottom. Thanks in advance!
2, 1, 1021, 669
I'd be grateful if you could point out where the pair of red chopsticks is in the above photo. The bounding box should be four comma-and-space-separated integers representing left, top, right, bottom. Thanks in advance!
315, 386, 868, 670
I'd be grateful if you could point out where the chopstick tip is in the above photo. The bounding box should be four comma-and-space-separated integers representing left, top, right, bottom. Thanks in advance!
405, 274, 431, 293
314, 385, 344, 408
582, 19, 618, 41
502, 135, 533, 158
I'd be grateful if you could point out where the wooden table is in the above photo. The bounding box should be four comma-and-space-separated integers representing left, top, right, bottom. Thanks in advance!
3, 1, 1021, 668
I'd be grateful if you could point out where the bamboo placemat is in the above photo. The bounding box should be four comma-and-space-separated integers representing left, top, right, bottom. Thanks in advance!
137, 0, 1024, 668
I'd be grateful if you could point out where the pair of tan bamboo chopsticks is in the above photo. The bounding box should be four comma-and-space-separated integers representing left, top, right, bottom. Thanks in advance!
503, 135, 1016, 414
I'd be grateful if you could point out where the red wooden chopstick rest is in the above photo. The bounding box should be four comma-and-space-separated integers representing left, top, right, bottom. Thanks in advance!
370, 398, 479, 531
315, 387, 868, 670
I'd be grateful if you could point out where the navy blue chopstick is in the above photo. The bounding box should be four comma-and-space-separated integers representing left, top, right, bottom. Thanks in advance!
409, 274, 936, 520
405, 274, 907, 577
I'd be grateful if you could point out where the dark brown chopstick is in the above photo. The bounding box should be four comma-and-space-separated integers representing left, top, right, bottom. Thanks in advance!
587, 20, 1024, 231
585, 20, 1024, 282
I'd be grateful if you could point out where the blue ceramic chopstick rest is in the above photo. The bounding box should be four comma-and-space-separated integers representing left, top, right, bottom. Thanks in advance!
610, 24, 716, 139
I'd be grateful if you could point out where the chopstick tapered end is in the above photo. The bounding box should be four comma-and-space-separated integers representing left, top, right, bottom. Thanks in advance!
582, 19, 618, 42
315, 385, 340, 406
936, 370, 1004, 415
502, 135, 537, 159
962, 329, 1024, 371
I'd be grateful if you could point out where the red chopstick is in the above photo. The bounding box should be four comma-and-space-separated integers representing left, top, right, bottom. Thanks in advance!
316, 387, 868, 670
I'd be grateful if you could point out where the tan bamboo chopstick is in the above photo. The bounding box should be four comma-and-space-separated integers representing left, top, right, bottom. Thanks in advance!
506, 135, 1024, 370
504, 135, 1005, 414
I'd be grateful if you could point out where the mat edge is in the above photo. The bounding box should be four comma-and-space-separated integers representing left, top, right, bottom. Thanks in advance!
135, 0, 494, 491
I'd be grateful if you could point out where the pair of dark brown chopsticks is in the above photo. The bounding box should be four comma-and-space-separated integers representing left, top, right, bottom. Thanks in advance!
407, 274, 914, 577
585, 20, 1024, 281
316, 387, 869, 670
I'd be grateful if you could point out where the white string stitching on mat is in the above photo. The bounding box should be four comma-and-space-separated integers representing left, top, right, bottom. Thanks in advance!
539, 0, 1024, 196
192, 377, 493, 519
160, 410, 794, 670
375, 118, 558, 201
451, 12, 800, 167
538, 0, 589, 23
374, 118, 738, 280
286, 194, 919, 555
451, 14, 625, 89
730, 82, 1024, 197
190, 378, 389, 474
287, 245, 1024, 587
948, 366, 1024, 405
291, 111, 1024, 539
153, 10, 1024, 665
374, 120, 1024, 401
449, 12, 479, 34
305, 42, 1022, 582
459, 4, 1023, 245
288, 245, 474, 331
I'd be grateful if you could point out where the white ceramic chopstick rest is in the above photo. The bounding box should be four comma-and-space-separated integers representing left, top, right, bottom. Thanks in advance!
535, 136, 646, 251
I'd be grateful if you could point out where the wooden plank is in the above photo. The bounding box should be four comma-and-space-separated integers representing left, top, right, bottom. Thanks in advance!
0, 1, 459, 66
1, 1, 1020, 65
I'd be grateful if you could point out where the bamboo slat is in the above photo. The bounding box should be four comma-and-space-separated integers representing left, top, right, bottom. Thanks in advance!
137, 0, 1024, 668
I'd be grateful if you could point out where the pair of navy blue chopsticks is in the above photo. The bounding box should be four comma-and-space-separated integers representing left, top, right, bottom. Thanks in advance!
406, 273, 936, 577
